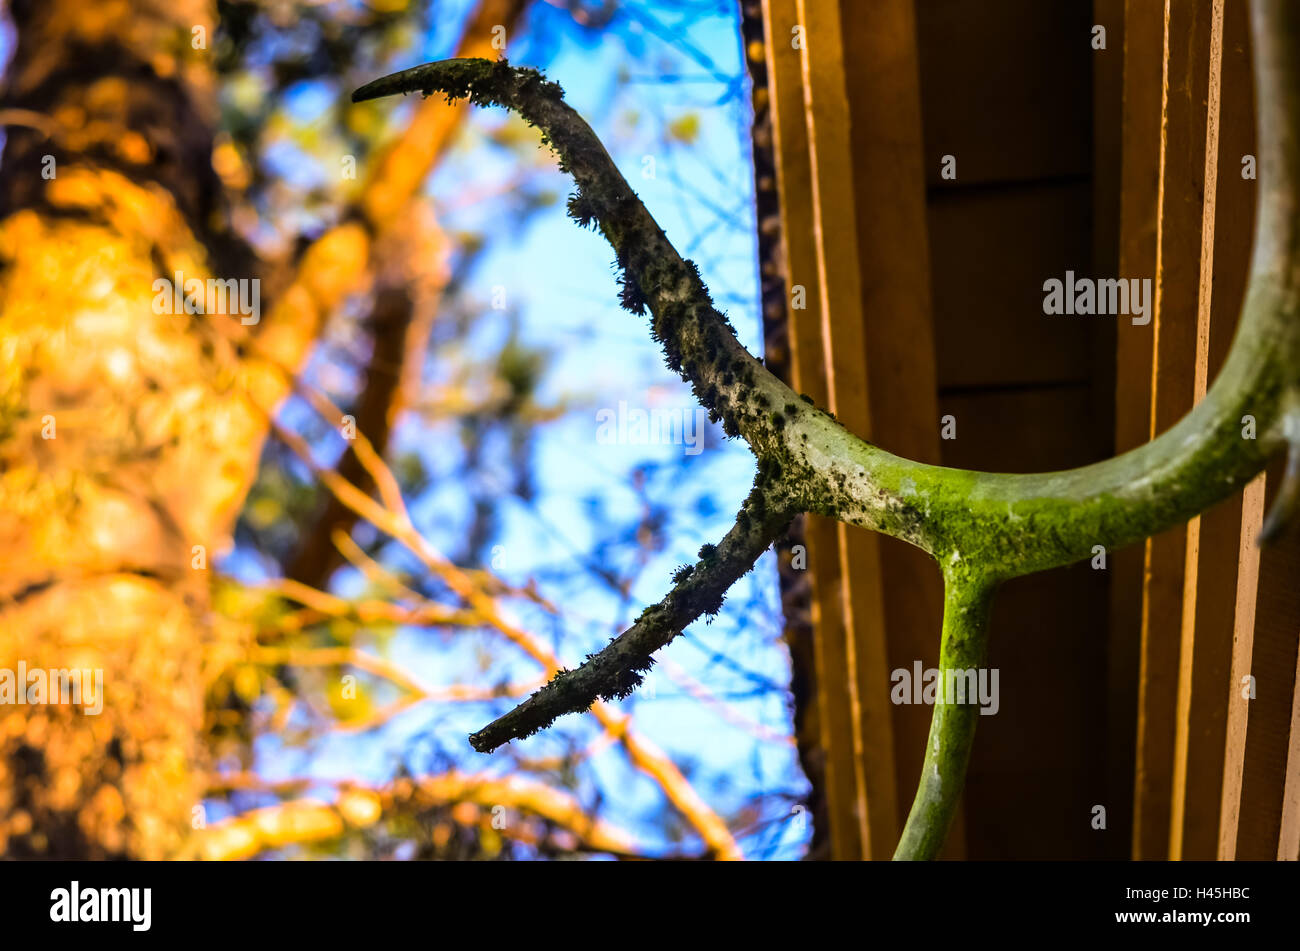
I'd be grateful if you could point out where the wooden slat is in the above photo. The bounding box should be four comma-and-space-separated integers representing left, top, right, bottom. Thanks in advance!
1129, 0, 1218, 860
1167, 0, 1226, 861
1233, 458, 1300, 858
835, 0, 949, 853
1218, 473, 1266, 857
762, 0, 865, 861
1110, 1, 1165, 857
1279, 638, 1300, 860
1093, 0, 1135, 857
1170, 0, 1258, 861
768, 0, 947, 858
796, 0, 901, 858
1205, 0, 1261, 861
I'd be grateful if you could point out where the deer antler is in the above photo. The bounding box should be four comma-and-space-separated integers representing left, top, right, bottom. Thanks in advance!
352, 0, 1300, 858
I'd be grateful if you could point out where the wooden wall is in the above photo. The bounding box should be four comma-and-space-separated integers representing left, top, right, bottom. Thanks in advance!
1116, 0, 1300, 862
761, 0, 1300, 859
917, 0, 1116, 861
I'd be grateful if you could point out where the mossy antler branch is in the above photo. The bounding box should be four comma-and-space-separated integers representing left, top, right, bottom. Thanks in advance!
354, 0, 1300, 859
353, 59, 827, 466
468, 483, 793, 753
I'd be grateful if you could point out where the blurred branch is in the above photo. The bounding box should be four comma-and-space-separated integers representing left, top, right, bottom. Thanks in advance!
658, 655, 794, 747
200, 773, 640, 859
251, 644, 538, 699
255, 576, 477, 633
541, 0, 618, 29
255, 376, 744, 858
285, 216, 446, 587
358, 0, 533, 229
284, 0, 533, 588
0, 108, 59, 138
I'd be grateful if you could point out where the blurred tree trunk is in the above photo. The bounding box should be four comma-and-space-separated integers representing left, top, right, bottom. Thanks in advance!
0, 0, 530, 860
0, 0, 263, 858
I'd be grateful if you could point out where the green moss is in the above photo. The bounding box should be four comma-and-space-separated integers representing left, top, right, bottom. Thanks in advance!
894, 570, 997, 860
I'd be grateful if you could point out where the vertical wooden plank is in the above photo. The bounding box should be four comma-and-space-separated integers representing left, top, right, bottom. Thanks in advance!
1234, 458, 1300, 859
1278, 641, 1300, 859
742, 0, 831, 859
761, 0, 866, 861
836, 0, 949, 854
1171, 0, 1258, 860
1168, 0, 1226, 861
1218, 473, 1266, 857
795, 0, 900, 858
773, 0, 947, 859
1113, 0, 1163, 860
1093, 0, 1134, 857
1206, 0, 1261, 861
1129, 0, 1216, 860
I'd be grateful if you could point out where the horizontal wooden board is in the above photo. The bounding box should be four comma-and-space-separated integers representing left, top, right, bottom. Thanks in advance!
966, 563, 1112, 859
914, 0, 1094, 188
927, 182, 1100, 389
937, 385, 1112, 471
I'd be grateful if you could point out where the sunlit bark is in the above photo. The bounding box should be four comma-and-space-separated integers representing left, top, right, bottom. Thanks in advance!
0, 0, 254, 858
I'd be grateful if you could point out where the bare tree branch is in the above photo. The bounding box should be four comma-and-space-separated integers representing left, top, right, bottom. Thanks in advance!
253, 375, 745, 857
200, 773, 641, 860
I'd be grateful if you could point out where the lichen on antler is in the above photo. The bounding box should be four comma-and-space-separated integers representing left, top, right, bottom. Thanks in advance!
468, 482, 794, 753
354, 59, 829, 465
353, 0, 1300, 859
